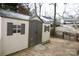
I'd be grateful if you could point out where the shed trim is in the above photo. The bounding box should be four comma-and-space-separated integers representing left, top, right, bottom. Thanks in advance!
0, 16, 30, 21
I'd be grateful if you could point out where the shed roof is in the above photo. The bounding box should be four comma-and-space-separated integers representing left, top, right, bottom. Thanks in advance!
0, 10, 30, 20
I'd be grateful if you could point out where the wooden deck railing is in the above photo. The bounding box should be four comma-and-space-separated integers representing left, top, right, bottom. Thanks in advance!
63, 32, 79, 42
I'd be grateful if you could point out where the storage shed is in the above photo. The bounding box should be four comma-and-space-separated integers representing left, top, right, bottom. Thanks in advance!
42, 23, 50, 43
0, 10, 51, 56
40, 16, 51, 43
0, 10, 30, 55
29, 16, 42, 47
29, 16, 51, 47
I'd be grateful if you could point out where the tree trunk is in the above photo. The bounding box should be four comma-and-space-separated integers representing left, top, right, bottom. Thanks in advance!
34, 3, 37, 16
53, 3, 56, 37
39, 4, 42, 17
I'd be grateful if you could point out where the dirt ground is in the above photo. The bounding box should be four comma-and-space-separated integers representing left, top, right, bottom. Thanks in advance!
9, 38, 79, 56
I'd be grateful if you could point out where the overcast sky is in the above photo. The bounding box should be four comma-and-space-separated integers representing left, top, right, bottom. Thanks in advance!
28, 3, 79, 19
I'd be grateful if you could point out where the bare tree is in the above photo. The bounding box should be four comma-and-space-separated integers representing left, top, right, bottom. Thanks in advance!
53, 3, 57, 36
34, 3, 37, 16
39, 3, 42, 17
49, 3, 56, 37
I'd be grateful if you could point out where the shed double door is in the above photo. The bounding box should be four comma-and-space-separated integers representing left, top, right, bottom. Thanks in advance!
29, 20, 42, 47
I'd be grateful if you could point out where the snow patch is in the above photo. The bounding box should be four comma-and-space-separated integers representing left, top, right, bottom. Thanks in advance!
32, 44, 47, 51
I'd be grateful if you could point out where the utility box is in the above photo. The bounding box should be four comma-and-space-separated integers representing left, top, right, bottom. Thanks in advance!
0, 10, 30, 55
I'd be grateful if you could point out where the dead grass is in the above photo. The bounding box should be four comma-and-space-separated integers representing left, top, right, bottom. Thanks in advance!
9, 38, 79, 56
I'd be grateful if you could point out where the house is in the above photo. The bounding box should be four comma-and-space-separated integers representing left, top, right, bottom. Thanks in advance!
40, 16, 53, 24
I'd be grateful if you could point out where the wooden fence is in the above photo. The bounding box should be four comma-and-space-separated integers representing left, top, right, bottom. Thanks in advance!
63, 32, 79, 41
56, 31, 79, 42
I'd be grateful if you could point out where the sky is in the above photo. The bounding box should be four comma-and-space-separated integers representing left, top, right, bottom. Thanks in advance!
62, 3, 79, 20
41, 3, 54, 17
28, 3, 79, 20
29, 3, 65, 18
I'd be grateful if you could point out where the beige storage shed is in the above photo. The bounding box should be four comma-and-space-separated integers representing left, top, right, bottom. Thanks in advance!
0, 10, 30, 55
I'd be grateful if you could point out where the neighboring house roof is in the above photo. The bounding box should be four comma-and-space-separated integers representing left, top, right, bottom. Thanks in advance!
42, 16, 53, 20
0, 10, 30, 20
64, 15, 79, 23
63, 14, 74, 23
40, 16, 53, 24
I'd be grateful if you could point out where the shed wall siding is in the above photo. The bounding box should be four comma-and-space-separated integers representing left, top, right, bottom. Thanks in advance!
42, 23, 50, 42
1, 17, 29, 55
0, 17, 2, 55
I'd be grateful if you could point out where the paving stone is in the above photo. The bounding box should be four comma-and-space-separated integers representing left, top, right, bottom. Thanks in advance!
32, 44, 47, 51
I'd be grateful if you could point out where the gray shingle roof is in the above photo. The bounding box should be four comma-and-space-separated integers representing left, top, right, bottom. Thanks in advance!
0, 10, 30, 20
